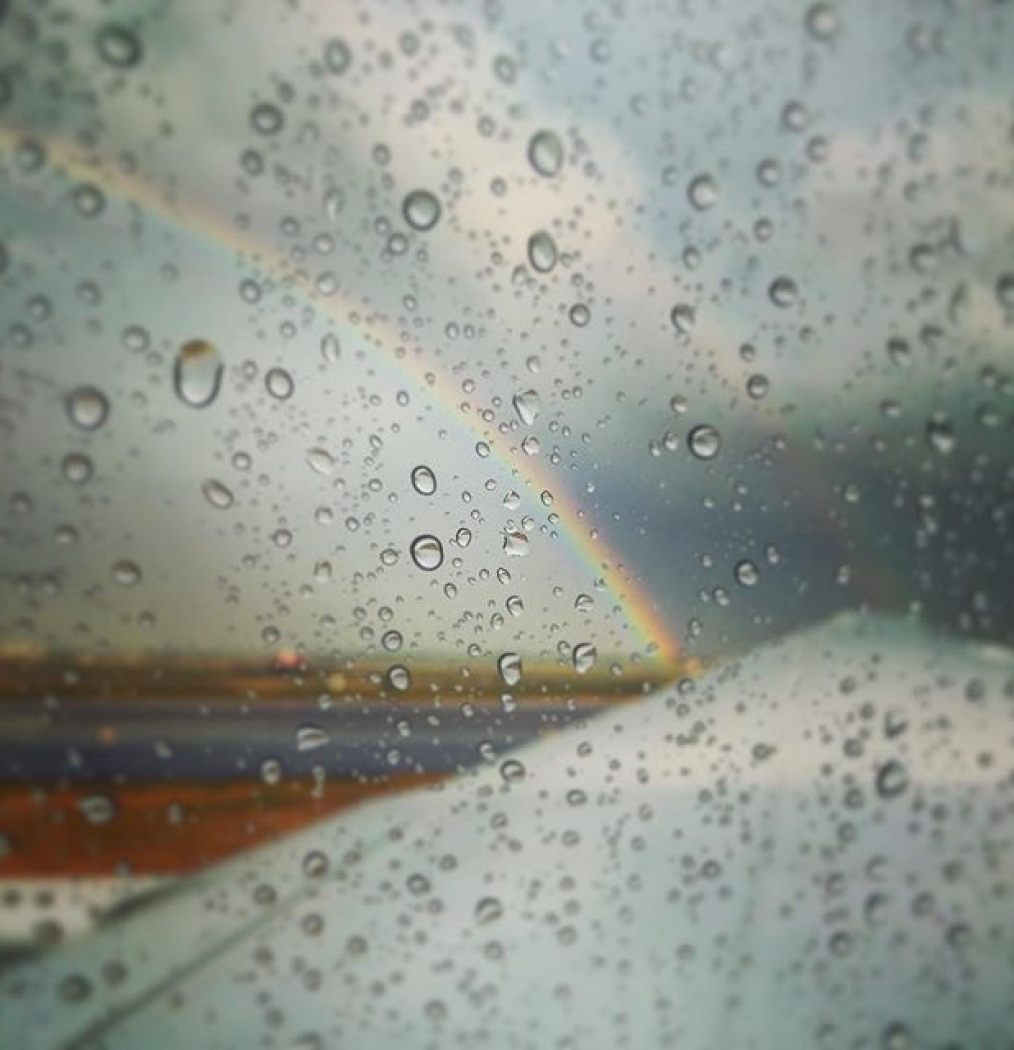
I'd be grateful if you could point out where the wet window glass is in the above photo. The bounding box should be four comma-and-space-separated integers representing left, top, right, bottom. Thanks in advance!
0, 0, 1012, 1046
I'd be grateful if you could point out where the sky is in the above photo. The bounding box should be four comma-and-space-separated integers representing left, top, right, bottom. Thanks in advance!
1, 0, 1012, 676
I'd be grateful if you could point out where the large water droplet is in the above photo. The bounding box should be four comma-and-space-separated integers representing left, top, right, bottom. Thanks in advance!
265, 367, 295, 400
688, 424, 721, 460
410, 534, 444, 571
572, 642, 597, 674
411, 465, 437, 495
513, 389, 540, 426
527, 130, 564, 177
173, 340, 223, 408
527, 230, 558, 273
65, 386, 109, 431
403, 189, 441, 231
498, 652, 522, 686
502, 528, 529, 557
202, 478, 234, 510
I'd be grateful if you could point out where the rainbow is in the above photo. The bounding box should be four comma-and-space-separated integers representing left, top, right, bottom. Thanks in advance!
0, 122, 681, 674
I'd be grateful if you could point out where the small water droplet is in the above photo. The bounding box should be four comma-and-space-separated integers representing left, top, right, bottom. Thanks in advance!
387, 665, 411, 691
403, 189, 441, 232
805, 3, 839, 40
410, 534, 444, 571
79, 794, 115, 825
296, 724, 330, 752
61, 452, 93, 485
500, 758, 526, 783
527, 230, 558, 273
498, 652, 522, 686
173, 340, 223, 408
455, 527, 472, 548
65, 387, 109, 431
670, 303, 696, 336
324, 38, 353, 75
687, 174, 717, 210
306, 447, 334, 476
527, 129, 564, 177
925, 413, 955, 454
265, 367, 295, 400
569, 303, 591, 327
512, 389, 540, 426
688, 424, 721, 460
96, 24, 142, 68
411, 465, 437, 495
250, 102, 284, 136
502, 528, 529, 557
734, 560, 759, 586
769, 276, 798, 307
475, 896, 504, 924
572, 642, 597, 674
112, 560, 141, 587
201, 478, 234, 510
875, 760, 909, 799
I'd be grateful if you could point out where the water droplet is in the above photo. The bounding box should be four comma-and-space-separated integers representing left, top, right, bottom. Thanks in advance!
79, 794, 115, 825
403, 189, 441, 232
506, 595, 524, 617
527, 230, 558, 273
251, 102, 284, 135
670, 303, 696, 336
381, 630, 402, 652
734, 560, 759, 586
527, 129, 564, 177
746, 374, 769, 399
502, 528, 529, 557
925, 413, 955, 454
574, 593, 594, 611
411, 465, 437, 495
265, 367, 295, 400
513, 389, 540, 426
173, 340, 223, 408
455, 527, 472, 547
59, 974, 93, 1003
498, 652, 522, 686
569, 303, 591, 327
500, 758, 526, 783
65, 387, 109, 431
201, 478, 234, 510
875, 760, 909, 799
306, 447, 334, 476
261, 758, 282, 785
96, 24, 142, 68
296, 724, 330, 752
410, 534, 444, 571
687, 174, 717, 210
61, 452, 93, 485
475, 896, 504, 924
572, 642, 597, 674
769, 276, 798, 307
688, 424, 721, 460
303, 850, 329, 878
112, 560, 141, 587
805, 3, 839, 40
324, 38, 352, 75
387, 665, 411, 691
320, 332, 341, 363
